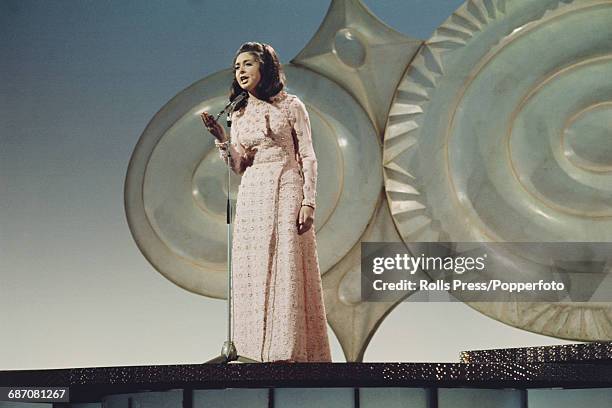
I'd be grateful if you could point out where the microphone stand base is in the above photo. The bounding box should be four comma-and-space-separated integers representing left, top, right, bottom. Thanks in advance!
205, 341, 259, 364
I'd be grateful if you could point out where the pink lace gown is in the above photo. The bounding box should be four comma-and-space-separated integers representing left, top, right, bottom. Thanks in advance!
219, 90, 331, 362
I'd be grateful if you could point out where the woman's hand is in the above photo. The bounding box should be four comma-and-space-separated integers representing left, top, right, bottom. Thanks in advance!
237, 145, 258, 173
200, 112, 227, 142
297, 205, 314, 235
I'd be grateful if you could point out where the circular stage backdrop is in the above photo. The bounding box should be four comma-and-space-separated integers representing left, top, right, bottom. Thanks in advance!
125, 65, 380, 299
383, 0, 612, 340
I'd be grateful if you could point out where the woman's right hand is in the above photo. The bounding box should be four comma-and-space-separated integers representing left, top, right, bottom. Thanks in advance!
200, 112, 227, 142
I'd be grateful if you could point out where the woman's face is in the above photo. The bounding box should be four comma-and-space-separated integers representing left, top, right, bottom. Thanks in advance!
234, 52, 262, 95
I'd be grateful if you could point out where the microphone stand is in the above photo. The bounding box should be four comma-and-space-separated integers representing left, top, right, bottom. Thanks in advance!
206, 94, 257, 364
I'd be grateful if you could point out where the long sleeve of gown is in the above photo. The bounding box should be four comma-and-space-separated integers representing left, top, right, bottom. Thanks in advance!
218, 112, 248, 175
292, 98, 318, 208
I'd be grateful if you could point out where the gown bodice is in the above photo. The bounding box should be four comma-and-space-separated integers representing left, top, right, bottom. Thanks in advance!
229, 90, 318, 208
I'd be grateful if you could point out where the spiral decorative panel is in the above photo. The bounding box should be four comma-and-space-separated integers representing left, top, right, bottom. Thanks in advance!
383, 0, 612, 340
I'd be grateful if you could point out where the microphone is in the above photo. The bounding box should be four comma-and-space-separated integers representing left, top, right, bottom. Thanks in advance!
216, 92, 248, 127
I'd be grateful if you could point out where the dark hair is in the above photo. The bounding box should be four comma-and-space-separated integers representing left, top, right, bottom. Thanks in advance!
230, 42, 286, 111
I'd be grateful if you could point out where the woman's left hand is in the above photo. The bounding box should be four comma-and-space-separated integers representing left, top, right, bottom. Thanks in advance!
297, 205, 314, 235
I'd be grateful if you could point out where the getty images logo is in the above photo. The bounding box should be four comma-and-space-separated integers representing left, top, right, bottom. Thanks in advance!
371, 253, 487, 275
